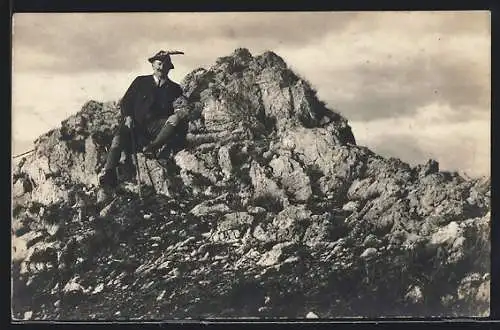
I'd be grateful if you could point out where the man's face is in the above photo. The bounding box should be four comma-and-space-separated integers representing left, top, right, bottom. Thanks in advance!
152, 59, 171, 77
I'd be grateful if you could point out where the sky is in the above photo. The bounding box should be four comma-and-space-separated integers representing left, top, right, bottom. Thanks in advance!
12, 11, 490, 177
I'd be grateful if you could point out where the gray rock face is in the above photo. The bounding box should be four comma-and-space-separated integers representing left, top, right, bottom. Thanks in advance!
249, 160, 289, 210
11, 48, 489, 320
269, 156, 312, 202
209, 212, 255, 242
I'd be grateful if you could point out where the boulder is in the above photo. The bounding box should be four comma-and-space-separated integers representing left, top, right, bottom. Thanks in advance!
10, 48, 490, 320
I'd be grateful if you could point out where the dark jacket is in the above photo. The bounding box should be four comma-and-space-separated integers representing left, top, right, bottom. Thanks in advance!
119, 75, 190, 131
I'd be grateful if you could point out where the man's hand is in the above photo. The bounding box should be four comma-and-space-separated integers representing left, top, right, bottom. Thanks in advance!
124, 116, 133, 129
166, 112, 182, 127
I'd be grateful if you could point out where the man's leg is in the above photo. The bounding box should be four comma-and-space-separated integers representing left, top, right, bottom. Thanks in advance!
143, 120, 177, 156
100, 124, 131, 187
141, 112, 182, 159
97, 124, 134, 206
171, 120, 189, 153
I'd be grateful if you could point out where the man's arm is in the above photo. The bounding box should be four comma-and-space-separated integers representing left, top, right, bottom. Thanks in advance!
119, 77, 140, 118
166, 87, 192, 127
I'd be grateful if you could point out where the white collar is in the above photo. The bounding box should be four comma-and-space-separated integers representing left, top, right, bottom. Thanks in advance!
153, 75, 166, 87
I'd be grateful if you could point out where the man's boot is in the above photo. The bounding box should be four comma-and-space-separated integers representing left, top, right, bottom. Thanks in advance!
116, 156, 136, 182
99, 168, 118, 187
97, 168, 118, 206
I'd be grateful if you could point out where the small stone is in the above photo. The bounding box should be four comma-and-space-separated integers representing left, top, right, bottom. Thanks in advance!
63, 278, 86, 293
143, 214, 152, 220
476, 280, 490, 303
405, 285, 424, 304
51, 283, 59, 294
24, 311, 33, 320
247, 206, 266, 215
172, 268, 181, 277
360, 247, 377, 259
342, 201, 359, 212
258, 306, 270, 313
283, 256, 299, 264
157, 260, 171, 270
257, 251, 281, 267
306, 311, 319, 319
156, 290, 166, 301
92, 283, 104, 294
262, 151, 273, 160
363, 234, 380, 248
440, 294, 454, 307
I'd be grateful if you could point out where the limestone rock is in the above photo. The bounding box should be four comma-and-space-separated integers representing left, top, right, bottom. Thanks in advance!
174, 150, 218, 184
269, 155, 312, 202
405, 285, 424, 304
190, 202, 231, 217
302, 213, 347, 247
256, 242, 295, 267
360, 247, 378, 259
10, 48, 490, 320
272, 205, 312, 243
249, 160, 289, 210
218, 143, 237, 181
306, 311, 319, 319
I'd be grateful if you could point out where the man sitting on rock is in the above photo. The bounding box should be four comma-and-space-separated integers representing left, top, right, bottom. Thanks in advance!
97, 50, 192, 205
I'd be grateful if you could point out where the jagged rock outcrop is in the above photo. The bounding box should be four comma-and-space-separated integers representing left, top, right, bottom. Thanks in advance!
12, 48, 490, 320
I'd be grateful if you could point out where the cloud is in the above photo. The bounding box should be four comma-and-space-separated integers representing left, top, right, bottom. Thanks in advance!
351, 103, 490, 177
364, 133, 432, 166
12, 71, 140, 143
12, 12, 357, 74
278, 12, 490, 122
13, 11, 490, 122
366, 131, 489, 178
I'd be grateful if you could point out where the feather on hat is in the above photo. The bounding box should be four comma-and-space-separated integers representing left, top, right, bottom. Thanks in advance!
148, 50, 184, 64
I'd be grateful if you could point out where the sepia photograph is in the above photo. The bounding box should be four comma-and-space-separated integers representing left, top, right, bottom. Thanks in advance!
11, 11, 490, 321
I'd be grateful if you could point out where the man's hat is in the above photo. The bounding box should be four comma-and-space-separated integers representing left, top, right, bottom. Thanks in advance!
148, 50, 184, 69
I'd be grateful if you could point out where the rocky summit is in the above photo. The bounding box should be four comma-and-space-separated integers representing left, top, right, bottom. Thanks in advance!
11, 48, 490, 320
